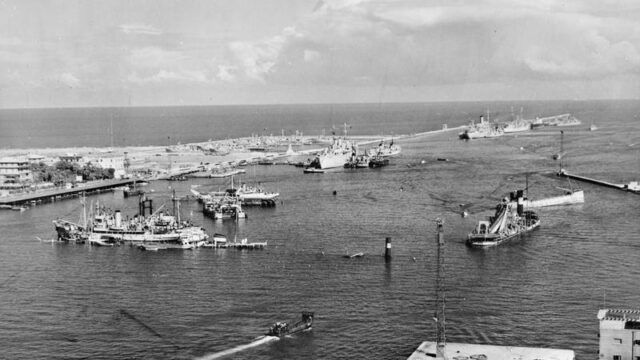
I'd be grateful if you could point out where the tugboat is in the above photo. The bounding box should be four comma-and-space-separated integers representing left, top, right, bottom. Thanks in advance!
467, 190, 540, 247
368, 156, 389, 168
266, 312, 314, 337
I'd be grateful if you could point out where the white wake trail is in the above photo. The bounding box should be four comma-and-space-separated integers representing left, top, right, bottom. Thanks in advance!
194, 336, 279, 360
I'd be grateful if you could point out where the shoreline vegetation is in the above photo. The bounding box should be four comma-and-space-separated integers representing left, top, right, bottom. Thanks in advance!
1, 126, 460, 187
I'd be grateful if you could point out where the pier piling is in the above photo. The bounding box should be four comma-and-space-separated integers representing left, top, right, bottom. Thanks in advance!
385, 237, 392, 261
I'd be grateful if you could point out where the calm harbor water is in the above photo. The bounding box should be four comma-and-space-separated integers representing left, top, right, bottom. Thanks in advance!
1, 100, 639, 359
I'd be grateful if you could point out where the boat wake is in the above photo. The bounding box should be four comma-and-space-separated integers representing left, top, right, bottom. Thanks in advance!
36, 236, 59, 243
194, 336, 279, 360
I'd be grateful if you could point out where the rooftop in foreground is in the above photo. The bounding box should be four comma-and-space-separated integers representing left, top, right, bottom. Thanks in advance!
408, 341, 575, 360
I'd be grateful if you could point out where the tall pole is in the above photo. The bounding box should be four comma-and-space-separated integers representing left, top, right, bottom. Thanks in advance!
435, 218, 446, 360
172, 189, 176, 218
559, 130, 564, 171
384, 237, 391, 261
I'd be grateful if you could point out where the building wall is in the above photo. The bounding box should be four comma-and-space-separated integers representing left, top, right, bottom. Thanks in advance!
0, 158, 33, 182
89, 156, 126, 179
599, 328, 640, 360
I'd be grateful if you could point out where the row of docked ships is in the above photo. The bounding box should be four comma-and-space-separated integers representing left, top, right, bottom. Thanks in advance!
53, 196, 210, 249
459, 113, 582, 139
304, 138, 401, 171
191, 180, 280, 220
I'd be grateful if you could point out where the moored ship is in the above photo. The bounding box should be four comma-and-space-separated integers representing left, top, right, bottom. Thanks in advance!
309, 137, 355, 169
467, 190, 540, 247
308, 124, 355, 169
367, 140, 401, 157
232, 182, 279, 206
203, 198, 247, 220
502, 119, 532, 133
459, 115, 504, 140
83, 193, 208, 247
531, 113, 581, 128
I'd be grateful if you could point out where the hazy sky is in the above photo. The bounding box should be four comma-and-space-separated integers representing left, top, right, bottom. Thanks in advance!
1, 0, 639, 108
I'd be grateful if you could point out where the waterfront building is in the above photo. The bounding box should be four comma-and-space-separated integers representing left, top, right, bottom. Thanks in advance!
598, 309, 640, 360
26, 154, 46, 163
89, 156, 126, 179
0, 157, 32, 183
59, 154, 83, 163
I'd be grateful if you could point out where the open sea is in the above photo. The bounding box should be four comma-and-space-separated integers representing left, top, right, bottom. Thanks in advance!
0, 100, 639, 359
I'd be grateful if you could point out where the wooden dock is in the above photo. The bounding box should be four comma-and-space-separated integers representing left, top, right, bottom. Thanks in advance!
0, 179, 136, 206
225, 240, 267, 249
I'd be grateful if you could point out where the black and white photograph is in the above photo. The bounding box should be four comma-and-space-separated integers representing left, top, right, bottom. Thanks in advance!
0, 1, 639, 359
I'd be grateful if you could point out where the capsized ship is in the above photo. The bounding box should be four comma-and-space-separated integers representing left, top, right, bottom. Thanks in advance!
53, 219, 88, 242
467, 190, 540, 247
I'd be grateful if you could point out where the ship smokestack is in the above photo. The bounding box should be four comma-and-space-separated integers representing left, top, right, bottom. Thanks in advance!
115, 210, 122, 228
516, 190, 524, 216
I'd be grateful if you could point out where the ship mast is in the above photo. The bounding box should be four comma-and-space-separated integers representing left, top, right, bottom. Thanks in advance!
435, 218, 446, 360
82, 192, 87, 229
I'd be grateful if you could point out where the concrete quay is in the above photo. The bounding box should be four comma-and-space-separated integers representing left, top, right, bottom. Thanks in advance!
0, 179, 135, 206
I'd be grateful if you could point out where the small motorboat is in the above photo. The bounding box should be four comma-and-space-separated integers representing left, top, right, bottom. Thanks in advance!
88, 233, 121, 247
266, 312, 314, 337
343, 252, 364, 258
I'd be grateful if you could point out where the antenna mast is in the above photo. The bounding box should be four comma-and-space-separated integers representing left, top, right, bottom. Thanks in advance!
435, 218, 446, 359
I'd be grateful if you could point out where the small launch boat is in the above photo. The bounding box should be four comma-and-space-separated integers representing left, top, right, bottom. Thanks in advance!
265, 312, 314, 337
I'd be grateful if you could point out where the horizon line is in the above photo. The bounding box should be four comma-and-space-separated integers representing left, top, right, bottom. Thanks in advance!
0, 98, 638, 111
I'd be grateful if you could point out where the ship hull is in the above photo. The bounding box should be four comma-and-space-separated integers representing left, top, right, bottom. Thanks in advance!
318, 153, 352, 169
503, 124, 531, 133
524, 190, 584, 208
467, 220, 540, 247
91, 229, 182, 242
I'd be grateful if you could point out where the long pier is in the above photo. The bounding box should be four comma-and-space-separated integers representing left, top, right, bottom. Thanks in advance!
0, 179, 135, 206
558, 169, 639, 193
